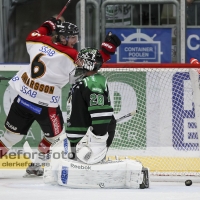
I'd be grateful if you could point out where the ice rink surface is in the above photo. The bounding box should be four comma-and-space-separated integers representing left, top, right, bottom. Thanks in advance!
1, 170, 200, 200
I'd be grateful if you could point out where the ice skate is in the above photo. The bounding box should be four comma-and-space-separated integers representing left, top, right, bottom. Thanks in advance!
23, 163, 44, 178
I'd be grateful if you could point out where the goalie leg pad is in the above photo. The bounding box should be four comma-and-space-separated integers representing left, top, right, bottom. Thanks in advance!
53, 159, 149, 189
43, 137, 70, 184
126, 159, 143, 189
57, 159, 127, 188
140, 167, 150, 189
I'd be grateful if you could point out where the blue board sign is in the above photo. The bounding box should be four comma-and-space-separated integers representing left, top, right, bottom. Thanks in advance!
106, 28, 172, 63
186, 28, 200, 63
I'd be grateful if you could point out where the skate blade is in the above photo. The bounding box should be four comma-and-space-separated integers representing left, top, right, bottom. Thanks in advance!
23, 173, 43, 178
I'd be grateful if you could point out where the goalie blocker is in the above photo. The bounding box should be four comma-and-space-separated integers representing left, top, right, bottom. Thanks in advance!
43, 158, 150, 189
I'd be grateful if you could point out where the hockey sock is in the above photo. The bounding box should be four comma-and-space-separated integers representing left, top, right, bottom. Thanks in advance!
0, 140, 9, 158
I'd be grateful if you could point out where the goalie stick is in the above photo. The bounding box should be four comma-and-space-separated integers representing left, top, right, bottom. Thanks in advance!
56, 0, 72, 20
116, 110, 137, 123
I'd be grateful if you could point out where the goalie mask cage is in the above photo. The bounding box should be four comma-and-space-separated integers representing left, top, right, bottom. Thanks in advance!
100, 63, 200, 182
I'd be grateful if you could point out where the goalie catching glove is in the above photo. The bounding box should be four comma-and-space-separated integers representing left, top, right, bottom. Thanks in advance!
76, 127, 108, 164
42, 17, 62, 35
101, 32, 121, 55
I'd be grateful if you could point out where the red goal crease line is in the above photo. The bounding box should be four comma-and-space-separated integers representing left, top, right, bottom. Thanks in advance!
102, 63, 200, 69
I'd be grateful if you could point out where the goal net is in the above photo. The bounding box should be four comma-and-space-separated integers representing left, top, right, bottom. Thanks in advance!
100, 63, 200, 181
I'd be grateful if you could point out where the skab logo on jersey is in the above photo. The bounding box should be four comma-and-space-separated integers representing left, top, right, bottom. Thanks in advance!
6, 121, 17, 131
61, 166, 68, 184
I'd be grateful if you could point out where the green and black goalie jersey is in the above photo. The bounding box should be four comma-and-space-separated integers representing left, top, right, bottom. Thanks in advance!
66, 73, 114, 143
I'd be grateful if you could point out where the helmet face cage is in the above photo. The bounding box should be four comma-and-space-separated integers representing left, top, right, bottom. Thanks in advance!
77, 48, 103, 71
58, 22, 79, 38
70, 48, 103, 84
69, 67, 87, 84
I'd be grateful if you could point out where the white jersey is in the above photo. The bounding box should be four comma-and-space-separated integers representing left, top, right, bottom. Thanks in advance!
9, 26, 78, 107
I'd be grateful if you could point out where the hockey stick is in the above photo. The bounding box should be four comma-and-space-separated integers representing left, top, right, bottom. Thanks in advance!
116, 110, 137, 123
0, 75, 10, 82
56, 0, 72, 20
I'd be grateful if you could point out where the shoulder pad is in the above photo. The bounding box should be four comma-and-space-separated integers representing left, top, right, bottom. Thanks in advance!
83, 74, 107, 93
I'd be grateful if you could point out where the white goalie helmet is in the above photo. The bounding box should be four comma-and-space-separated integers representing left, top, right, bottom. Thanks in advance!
69, 47, 103, 84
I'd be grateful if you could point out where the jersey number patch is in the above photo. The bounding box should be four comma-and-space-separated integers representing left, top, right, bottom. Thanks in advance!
90, 94, 104, 106
31, 53, 46, 79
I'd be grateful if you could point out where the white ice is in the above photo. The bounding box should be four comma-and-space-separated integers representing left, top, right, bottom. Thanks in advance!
1, 170, 200, 200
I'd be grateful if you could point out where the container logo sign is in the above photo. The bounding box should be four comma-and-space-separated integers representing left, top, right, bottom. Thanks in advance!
118, 31, 162, 63
106, 28, 172, 63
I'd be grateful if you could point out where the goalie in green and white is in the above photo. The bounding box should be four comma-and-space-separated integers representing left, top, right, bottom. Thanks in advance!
43, 45, 149, 189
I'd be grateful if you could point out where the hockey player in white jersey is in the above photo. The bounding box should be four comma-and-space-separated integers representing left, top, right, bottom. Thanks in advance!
0, 18, 125, 177
0, 16, 80, 176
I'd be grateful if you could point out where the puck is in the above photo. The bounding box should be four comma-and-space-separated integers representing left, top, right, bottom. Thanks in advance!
185, 180, 192, 186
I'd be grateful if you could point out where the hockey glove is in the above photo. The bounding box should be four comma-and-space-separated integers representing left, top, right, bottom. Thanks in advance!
42, 17, 62, 35
190, 58, 200, 64
101, 32, 121, 55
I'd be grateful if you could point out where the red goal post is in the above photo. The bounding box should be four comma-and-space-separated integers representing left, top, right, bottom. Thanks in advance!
100, 63, 200, 182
